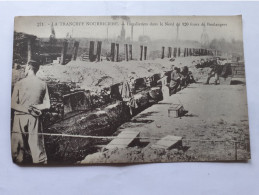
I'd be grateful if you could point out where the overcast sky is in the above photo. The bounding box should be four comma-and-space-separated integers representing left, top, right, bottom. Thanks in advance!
14, 16, 243, 42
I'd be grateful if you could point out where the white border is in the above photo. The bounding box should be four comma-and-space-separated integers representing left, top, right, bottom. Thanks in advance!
0, 1, 259, 195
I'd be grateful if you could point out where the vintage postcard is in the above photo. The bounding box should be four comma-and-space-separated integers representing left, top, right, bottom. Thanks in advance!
11, 16, 250, 165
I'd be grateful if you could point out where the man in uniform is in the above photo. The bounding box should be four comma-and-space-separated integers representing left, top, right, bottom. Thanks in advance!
205, 58, 221, 85
169, 66, 181, 95
11, 60, 50, 164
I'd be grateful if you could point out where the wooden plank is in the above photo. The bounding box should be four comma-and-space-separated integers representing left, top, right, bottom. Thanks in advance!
105, 130, 140, 150
151, 135, 182, 150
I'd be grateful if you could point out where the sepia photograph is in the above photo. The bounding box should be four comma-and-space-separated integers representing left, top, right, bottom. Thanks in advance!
11, 16, 250, 165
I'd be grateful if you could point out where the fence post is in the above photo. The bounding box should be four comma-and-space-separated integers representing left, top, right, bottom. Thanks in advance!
111, 43, 115, 62
173, 47, 177, 58
167, 47, 171, 58
89, 41, 95, 62
161, 46, 165, 59
124, 44, 128, 61
96, 41, 102, 62
60, 39, 68, 65
129, 44, 133, 60
72, 41, 79, 61
140, 45, 143, 61
116, 43, 119, 62
144, 46, 147, 60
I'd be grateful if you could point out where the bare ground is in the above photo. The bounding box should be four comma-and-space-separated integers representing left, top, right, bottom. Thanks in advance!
81, 79, 250, 164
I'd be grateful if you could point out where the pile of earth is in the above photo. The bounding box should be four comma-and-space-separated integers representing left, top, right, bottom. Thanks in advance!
36, 56, 212, 92
80, 146, 195, 164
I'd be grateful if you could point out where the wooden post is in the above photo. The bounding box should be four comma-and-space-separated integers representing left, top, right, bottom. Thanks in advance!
111, 43, 115, 62
60, 39, 68, 65
173, 47, 177, 58
140, 45, 143, 61
116, 43, 119, 62
124, 44, 128, 61
168, 47, 172, 58
89, 41, 95, 62
161, 46, 165, 59
184, 48, 186, 57
144, 46, 147, 60
186, 48, 189, 56
96, 41, 102, 62
72, 41, 79, 61
189, 48, 192, 56
129, 44, 133, 60
178, 48, 181, 57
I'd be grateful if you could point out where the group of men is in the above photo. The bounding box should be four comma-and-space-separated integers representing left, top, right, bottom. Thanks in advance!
194, 58, 215, 69
11, 56, 229, 164
193, 57, 230, 85
204, 57, 229, 85
160, 56, 228, 100
169, 65, 195, 95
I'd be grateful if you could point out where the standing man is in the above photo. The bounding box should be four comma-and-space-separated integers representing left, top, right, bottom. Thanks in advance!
11, 60, 50, 164
157, 71, 170, 101
205, 58, 220, 85
169, 66, 181, 95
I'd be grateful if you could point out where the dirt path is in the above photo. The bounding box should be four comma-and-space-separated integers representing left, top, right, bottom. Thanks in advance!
81, 82, 250, 163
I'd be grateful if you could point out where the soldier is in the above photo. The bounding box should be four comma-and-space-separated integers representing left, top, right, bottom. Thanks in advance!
157, 71, 170, 101
179, 66, 189, 88
205, 58, 221, 85
169, 66, 181, 95
11, 60, 50, 164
